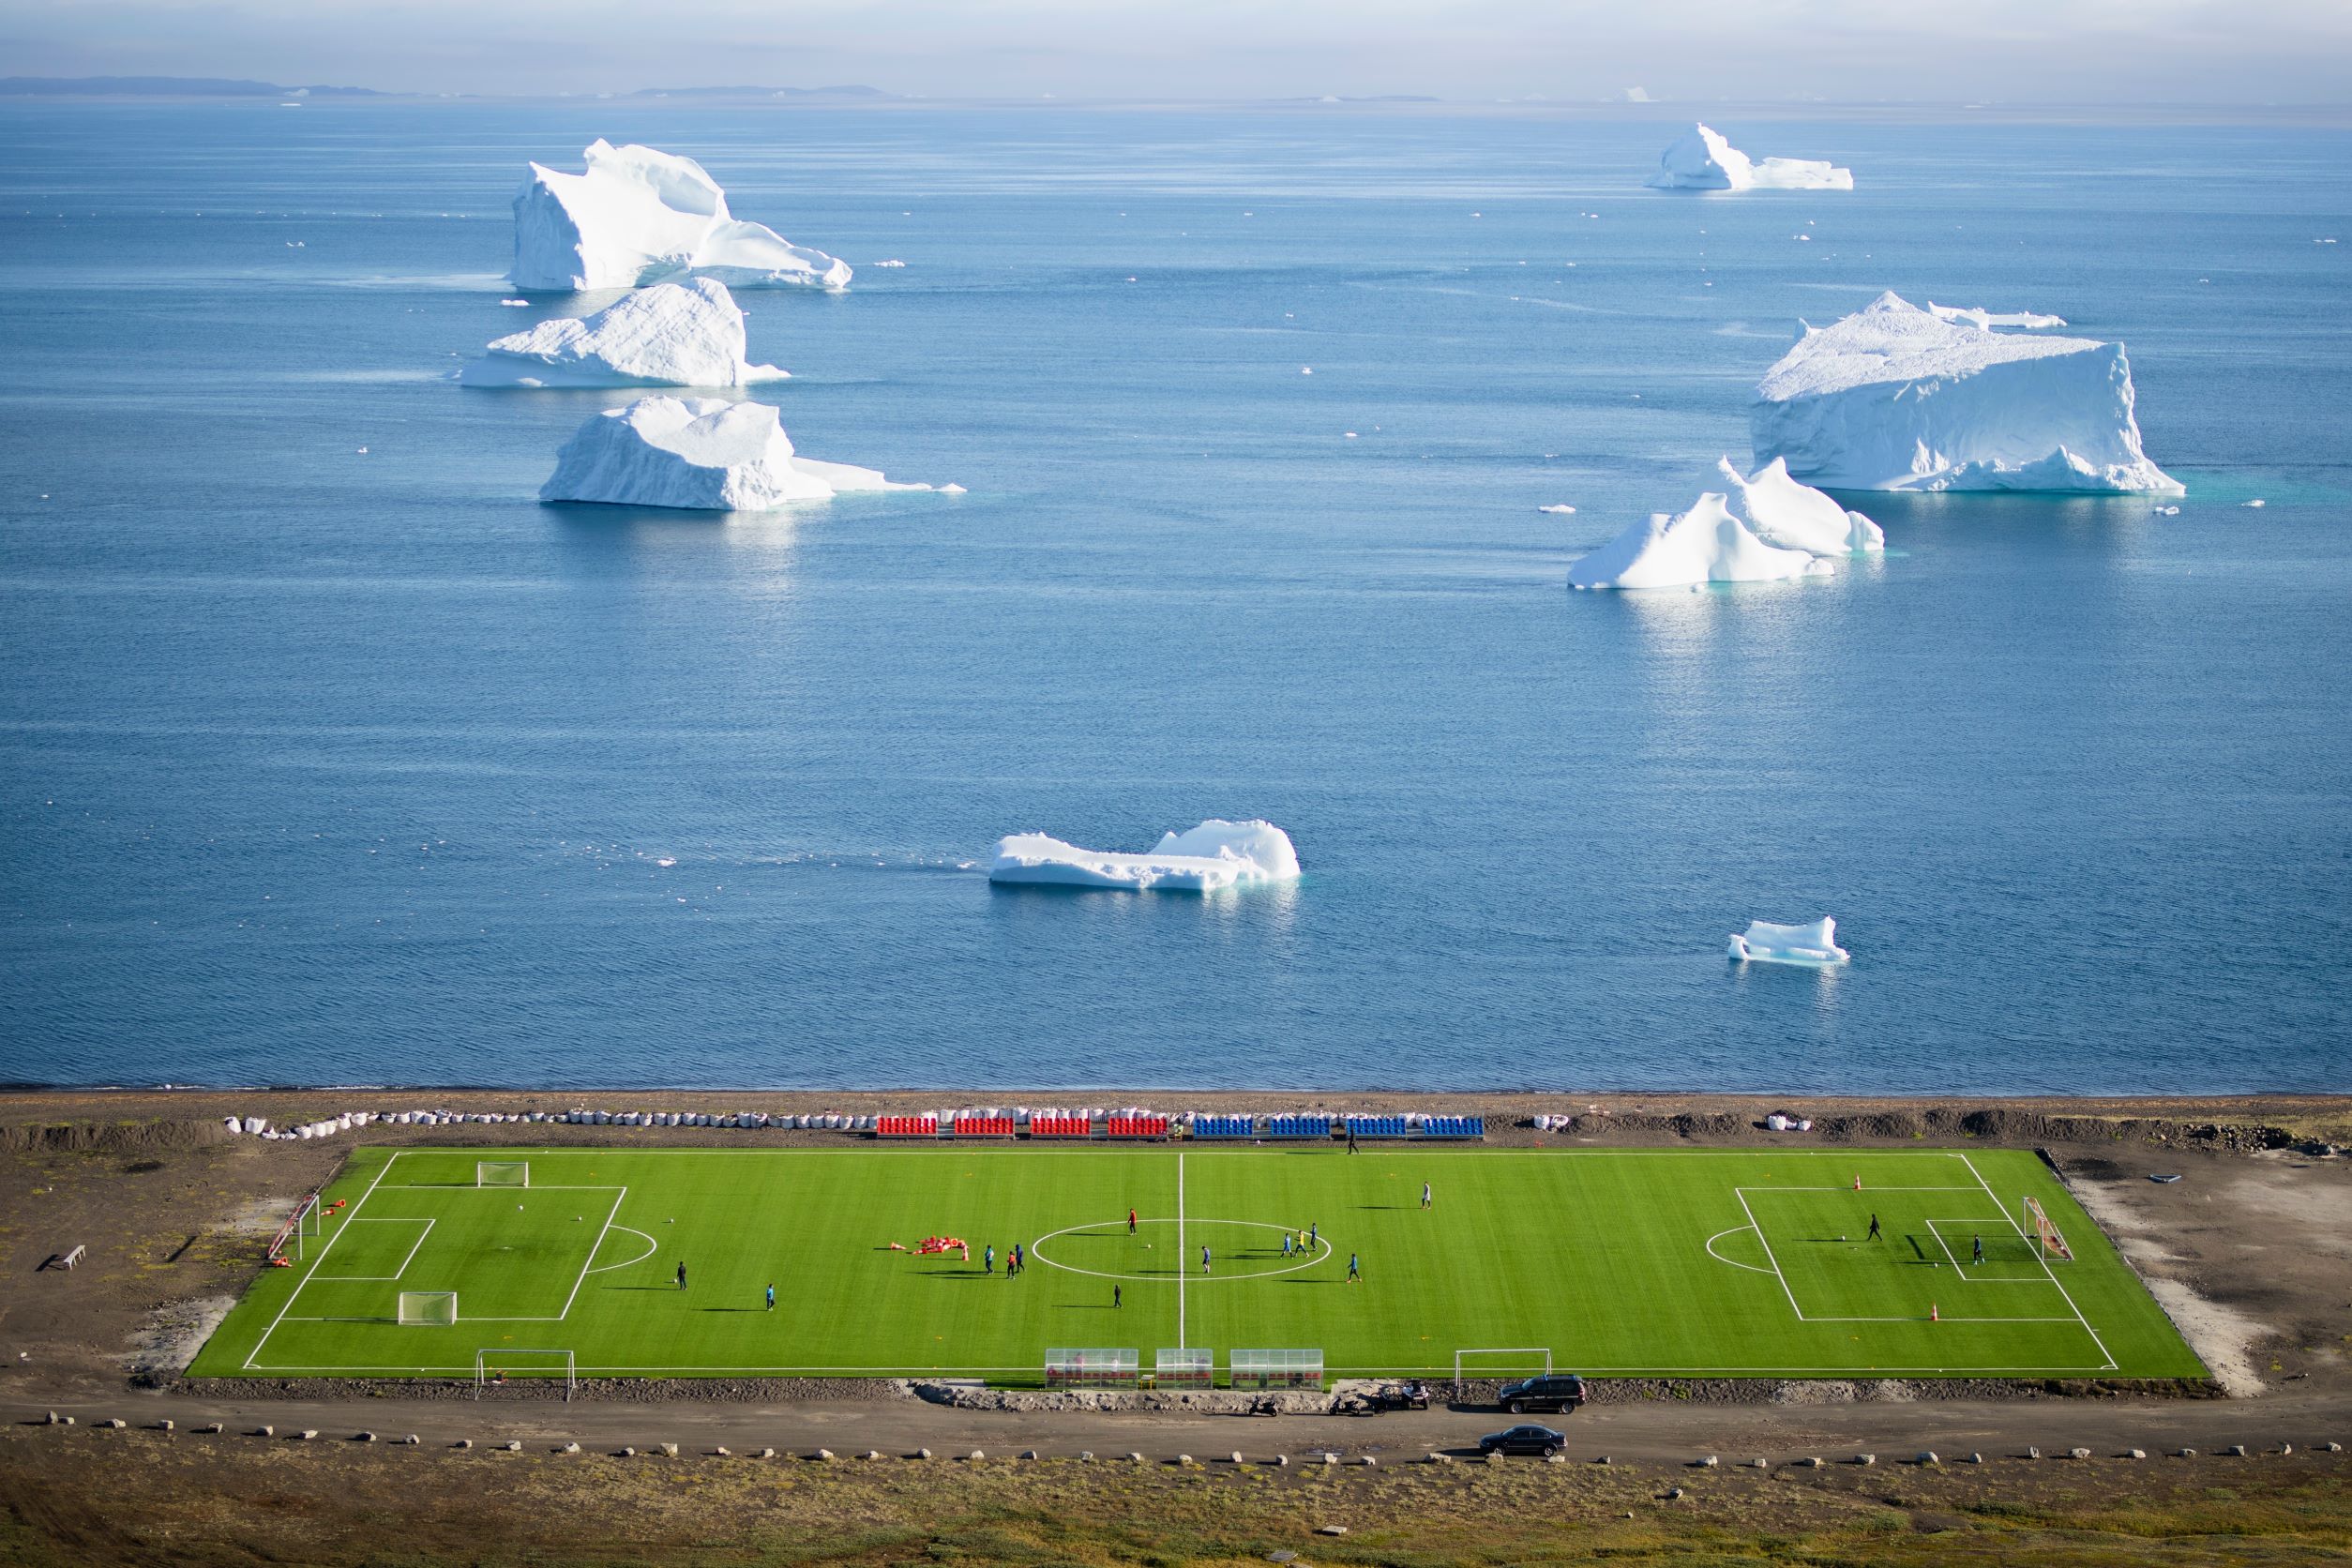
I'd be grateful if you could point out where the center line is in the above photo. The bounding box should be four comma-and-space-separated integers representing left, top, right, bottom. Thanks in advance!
1176, 1152, 1186, 1347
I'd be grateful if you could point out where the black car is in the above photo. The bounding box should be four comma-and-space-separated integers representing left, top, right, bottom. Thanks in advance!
1478, 1424, 1568, 1457
1368, 1380, 1430, 1411
1496, 1374, 1587, 1415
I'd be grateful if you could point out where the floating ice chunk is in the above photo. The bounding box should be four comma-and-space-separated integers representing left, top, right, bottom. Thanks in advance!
988, 820, 1301, 892
2244, 498, 2267, 507
1568, 492, 1829, 591
1729, 917, 1849, 966
499, 298, 530, 307
1715, 456, 1883, 555
511, 139, 851, 292
1646, 125, 1852, 192
871, 259, 907, 267
461, 279, 786, 388
539, 396, 927, 511
1537, 504, 1577, 515
1752, 293, 2181, 494
1927, 302, 2067, 330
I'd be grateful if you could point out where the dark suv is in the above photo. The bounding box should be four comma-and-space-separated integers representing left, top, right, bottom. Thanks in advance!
1496, 1374, 1586, 1415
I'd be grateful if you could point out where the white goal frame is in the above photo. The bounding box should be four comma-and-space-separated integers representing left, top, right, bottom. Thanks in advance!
398, 1290, 458, 1326
2022, 1196, 2073, 1261
475, 1348, 575, 1400
1455, 1347, 1551, 1391
476, 1161, 530, 1188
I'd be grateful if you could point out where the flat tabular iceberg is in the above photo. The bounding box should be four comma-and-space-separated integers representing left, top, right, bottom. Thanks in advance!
1752, 293, 2181, 494
988, 820, 1301, 892
460, 279, 786, 388
1646, 124, 1852, 191
512, 140, 851, 292
1728, 918, 1850, 966
1568, 491, 1829, 591
539, 396, 927, 511
1928, 302, 2067, 331
1715, 457, 1883, 555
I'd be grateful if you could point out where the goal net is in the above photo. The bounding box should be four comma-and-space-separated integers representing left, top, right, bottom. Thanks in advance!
477, 1161, 530, 1188
475, 1349, 575, 1399
2022, 1196, 2073, 1261
398, 1291, 458, 1326
267, 1194, 323, 1261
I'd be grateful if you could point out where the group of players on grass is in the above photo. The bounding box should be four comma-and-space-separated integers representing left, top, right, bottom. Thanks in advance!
1865, 1212, 1987, 1264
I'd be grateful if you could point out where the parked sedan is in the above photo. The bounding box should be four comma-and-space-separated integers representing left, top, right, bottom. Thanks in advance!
1477, 1424, 1568, 1457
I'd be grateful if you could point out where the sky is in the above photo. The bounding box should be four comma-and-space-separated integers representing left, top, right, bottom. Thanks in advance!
5, 0, 2350, 103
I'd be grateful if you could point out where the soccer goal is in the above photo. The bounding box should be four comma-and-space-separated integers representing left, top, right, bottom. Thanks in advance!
267, 1194, 323, 1261
476, 1161, 530, 1188
475, 1349, 575, 1401
398, 1291, 458, 1326
1454, 1347, 1551, 1391
2022, 1196, 2073, 1261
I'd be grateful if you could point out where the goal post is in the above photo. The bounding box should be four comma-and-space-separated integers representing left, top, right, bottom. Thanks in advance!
2022, 1196, 2073, 1261
476, 1161, 530, 1188
475, 1349, 575, 1400
1454, 1347, 1551, 1393
267, 1194, 323, 1261
398, 1290, 458, 1326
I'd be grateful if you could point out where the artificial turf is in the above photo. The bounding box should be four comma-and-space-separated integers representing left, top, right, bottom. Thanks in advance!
188, 1144, 2206, 1382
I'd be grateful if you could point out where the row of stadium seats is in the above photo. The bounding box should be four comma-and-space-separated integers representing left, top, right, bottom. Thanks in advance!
1265, 1115, 1334, 1138
1027, 1115, 1092, 1138
1107, 1115, 1170, 1138
1189, 1115, 1257, 1138
1420, 1116, 1485, 1138
1343, 1115, 1410, 1138
875, 1115, 939, 1138
951, 1115, 1017, 1137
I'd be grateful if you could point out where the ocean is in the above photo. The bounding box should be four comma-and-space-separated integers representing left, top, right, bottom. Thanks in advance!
1, 100, 2345, 1093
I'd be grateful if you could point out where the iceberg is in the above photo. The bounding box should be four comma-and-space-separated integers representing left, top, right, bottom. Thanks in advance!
539, 396, 927, 511
1927, 302, 2067, 331
1568, 491, 1829, 591
460, 279, 786, 388
511, 139, 851, 292
1646, 124, 1852, 191
1728, 917, 1850, 966
988, 820, 1301, 892
1715, 457, 1883, 555
1751, 293, 2181, 494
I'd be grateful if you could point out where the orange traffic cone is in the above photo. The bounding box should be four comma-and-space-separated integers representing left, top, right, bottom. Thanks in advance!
1930, 1303, 1939, 1322
1853, 1174, 1862, 1192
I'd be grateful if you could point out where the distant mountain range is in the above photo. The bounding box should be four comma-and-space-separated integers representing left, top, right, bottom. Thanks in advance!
627, 85, 894, 98
0, 76, 381, 97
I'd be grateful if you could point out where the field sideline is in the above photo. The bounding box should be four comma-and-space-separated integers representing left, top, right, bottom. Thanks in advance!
189, 1145, 2207, 1383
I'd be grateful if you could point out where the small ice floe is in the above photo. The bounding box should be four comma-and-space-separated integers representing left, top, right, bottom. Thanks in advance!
1538, 504, 1577, 514
988, 820, 1300, 893
656, 857, 677, 867
1728, 917, 1850, 966
499, 298, 531, 307
1344, 430, 1359, 439
2244, 498, 2267, 507
355, 446, 369, 454
871, 259, 907, 267
1568, 492, 1829, 590
1301, 367, 1314, 375
2151, 505, 2180, 516
940, 483, 968, 493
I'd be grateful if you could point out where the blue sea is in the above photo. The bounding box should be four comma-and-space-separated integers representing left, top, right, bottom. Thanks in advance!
1, 101, 2346, 1093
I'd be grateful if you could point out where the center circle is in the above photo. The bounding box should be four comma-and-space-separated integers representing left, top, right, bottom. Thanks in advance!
1029, 1217, 1331, 1283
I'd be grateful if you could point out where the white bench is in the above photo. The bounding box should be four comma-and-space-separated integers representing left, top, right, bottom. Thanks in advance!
53, 1245, 85, 1271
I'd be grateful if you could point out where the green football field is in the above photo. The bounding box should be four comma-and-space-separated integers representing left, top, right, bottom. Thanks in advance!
190, 1145, 2205, 1383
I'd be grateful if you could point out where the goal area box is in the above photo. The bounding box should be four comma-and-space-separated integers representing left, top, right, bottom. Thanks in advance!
1044, 1349, 1138, 1389
1230, 1348, 1321, 1390
476, 1161, 529, 1188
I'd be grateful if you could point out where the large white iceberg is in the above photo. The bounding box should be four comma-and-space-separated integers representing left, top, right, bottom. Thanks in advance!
512, 140, 851, 292
1646, 124, 1853, 191
988, 820, 1301, 892
1752, 293, 2180, 494
1728, 917, 1850, 966
1568, 491, 1829, 591
460, 279, 786, 388
539, 396, 926, 511
1715, 457, 1883, 555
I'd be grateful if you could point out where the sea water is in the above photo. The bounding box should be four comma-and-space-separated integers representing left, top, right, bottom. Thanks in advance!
0, 102, 2345, 1093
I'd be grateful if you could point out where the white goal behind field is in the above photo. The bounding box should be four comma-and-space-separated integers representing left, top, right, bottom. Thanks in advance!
398, 1291, 458, 1326
477, 1161, 529, 1188
2022, 1196, 2073, 1261
475, 1348, 575, 1400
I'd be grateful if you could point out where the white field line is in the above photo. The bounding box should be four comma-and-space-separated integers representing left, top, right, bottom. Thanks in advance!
313, 1216, 435, 1282
583, 1225, 660, 1275
234, 1354, 2122, 1376
554, 1187, 630, 1321
1702, 1226, 1775, 1274
1732, 1188, 1804, 1319
1959, 1153, 2117, 1371
1176, 1152, 1185, 1348
245, 1149, 402, 1369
